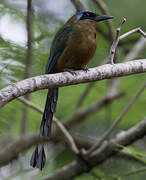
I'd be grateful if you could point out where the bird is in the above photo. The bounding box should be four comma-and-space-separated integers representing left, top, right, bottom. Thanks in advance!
30, 10, 113, 170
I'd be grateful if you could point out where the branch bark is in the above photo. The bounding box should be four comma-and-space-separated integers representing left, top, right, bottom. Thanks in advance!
0, 59, 146, 108
109, 18, 126, 64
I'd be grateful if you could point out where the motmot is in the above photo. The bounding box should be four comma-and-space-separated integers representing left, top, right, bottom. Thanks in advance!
30, 10, 113, 170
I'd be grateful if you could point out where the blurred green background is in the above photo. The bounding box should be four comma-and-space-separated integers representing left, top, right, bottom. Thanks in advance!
0, 0, 146, 179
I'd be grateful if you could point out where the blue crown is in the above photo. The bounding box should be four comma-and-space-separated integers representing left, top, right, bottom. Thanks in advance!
76, 10, 92, 20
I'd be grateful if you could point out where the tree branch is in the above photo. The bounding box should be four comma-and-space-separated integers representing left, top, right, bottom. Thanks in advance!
18, 93, 123, 150
17, 98, 96, 150
0, 129, 96, 167
46, 120, 146, 180
75, 82, 95, 110
21, 0, 33, 135
64, 91, 125, 128
1, 118, 146, 173
18, 97, 43, 113
106, 36, 146, 98
0, 134, 48, 167
108, 18, 146, 64
109, 18, 126, 64
0, 91, 145, 169
18, 97, 80, 155
45, 119, 146, 180
119, 27, 146, 40
25, 0, 33, 79
53, 118, 80, 155
71, 0, 84, 12
0, 92, 124, 166
0, 59, 146, 108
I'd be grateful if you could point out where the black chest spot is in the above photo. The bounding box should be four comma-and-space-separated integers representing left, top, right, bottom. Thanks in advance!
94, 33, 96, 39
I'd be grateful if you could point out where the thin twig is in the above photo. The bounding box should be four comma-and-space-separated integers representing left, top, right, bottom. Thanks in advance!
75, 82, 95, 110
18, 97, 43, 113
106, 35, 146, 97
116, 152, 146, 166
108, 26, 146, 64
119, 27, 146, 40
109, 18, 126, 64
85, 82, 146, 155
120, 167, 146, 177
17, 97, 79, 155
53, 118, 79, 155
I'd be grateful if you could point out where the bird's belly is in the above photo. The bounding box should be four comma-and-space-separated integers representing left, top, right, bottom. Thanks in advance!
67, 43, 96, 68
54, 38, 97, 72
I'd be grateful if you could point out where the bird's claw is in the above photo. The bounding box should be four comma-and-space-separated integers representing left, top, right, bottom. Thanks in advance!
63, 67, 88, 75
63, 68, 77, 75
80, 68, 88, 72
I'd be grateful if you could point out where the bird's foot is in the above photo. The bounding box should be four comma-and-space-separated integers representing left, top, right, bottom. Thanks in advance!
79, 67, 88, 72
63, 68, 88, 75
63, 68, 77, 75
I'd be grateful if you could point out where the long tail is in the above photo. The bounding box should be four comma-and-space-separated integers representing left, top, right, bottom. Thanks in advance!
30, 88, 58, 170
40, 88, 58, 136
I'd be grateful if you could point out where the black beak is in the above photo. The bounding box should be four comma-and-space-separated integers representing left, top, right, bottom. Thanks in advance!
94, 14, 114, 22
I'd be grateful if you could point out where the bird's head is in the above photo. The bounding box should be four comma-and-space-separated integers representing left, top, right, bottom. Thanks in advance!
76, 10, 113, 22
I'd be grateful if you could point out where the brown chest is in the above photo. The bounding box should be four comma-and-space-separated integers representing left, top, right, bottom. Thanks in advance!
54, 21, 97, 71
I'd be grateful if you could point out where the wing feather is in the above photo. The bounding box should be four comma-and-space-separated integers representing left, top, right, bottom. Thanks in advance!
46, 26, 72, 73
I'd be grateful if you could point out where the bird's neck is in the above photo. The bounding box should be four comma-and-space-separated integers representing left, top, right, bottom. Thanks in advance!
79, 20, 96, 28
72, 20, 96, 41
